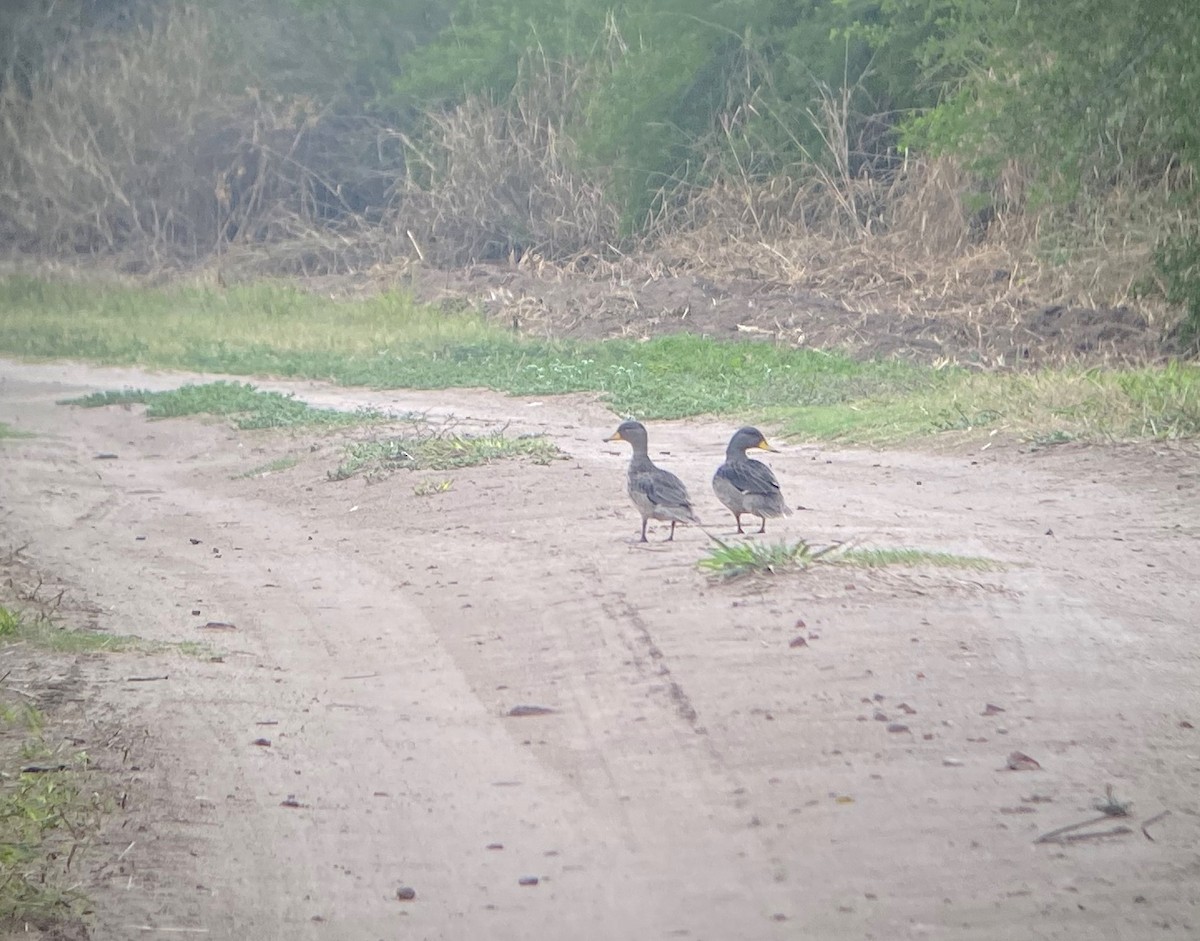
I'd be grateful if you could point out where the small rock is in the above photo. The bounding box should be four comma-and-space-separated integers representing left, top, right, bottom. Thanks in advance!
886, 723, 910, 734
518, 876, 539, 887
943, 757, 964, 767
1005, 751, 1042, 771
982, 703, 1006, 716
873, 711, 888, 722
396, 886, 416, 901
252, 738, 271, 747
506, 705, 557, 717
788, 636, 808, 648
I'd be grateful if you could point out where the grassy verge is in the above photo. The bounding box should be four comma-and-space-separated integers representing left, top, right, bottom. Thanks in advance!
3, 276, 1197, 443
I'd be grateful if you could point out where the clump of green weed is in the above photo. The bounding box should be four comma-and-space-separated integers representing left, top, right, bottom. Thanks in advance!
833, 547, 1002, 570
65, 381, 387, 430
331, 431, 562, 480
414, 478, 454, 496
0, 707, 103, 929
698, 538, 839, 580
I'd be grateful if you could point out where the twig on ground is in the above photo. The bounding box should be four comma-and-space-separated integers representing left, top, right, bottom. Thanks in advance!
1034, 814, 1133, 845
1141, 809, 1171, 842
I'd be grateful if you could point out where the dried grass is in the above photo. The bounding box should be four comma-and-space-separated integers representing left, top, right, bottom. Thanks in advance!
386, 54, 621, 268
648, 153, 1179, 341
0, 4, 404, 276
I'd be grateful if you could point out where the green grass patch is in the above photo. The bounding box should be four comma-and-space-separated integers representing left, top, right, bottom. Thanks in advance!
0, 710, 101, 930
769, 361, 1200, 444
698, 539, 1001, 579
0, 604, 209, 657
65, 381, 385, 430
236, 455, 301, 479
833, 547, 1002, 570
330, 431, 563, 481
0, 422, 34, 440
3, 276, 1198, 443
698, 538, 841, 580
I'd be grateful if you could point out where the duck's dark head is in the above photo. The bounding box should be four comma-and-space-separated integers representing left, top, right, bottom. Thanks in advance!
605, 420, 649, 448
729, 426, 778, 454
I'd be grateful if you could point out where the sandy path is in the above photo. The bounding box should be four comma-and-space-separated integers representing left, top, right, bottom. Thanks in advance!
1, 358, 1198, 940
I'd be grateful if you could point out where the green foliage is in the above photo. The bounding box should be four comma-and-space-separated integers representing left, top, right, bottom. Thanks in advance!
0, 422, 33, 440
878, 0, 1200, 189
65, 382, 386, 430
394, 0, 912, 228
330, 431, 562, 480
833, 547, 999, 570
1156, 232, 1200, 348
4, 277, 1198, 443
698, 537, 837, 580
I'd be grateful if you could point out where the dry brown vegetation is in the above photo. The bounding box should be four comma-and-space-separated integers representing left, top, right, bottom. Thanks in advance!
0, 3, 1190, 364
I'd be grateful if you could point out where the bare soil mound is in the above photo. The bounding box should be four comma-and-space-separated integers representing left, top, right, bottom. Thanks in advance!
401, 264, 1170, 366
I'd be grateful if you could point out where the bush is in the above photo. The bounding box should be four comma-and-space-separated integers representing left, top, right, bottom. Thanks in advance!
0, 2, 406, 272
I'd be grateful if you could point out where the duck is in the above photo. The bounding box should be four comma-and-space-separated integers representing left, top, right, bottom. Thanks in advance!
712, 426, 793, 534
605, 420, 700, 542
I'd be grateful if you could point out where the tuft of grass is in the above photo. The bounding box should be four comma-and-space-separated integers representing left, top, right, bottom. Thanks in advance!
65, 381, 386, 430
0, 728, 101, 928
4, 277, 1198, 444
331, 431, 563, 481
236, 455, 301, 479
698, 538, 840, 580
832, 547, 1002, 570
413, 478, 454, 496
0, 422, 34, 440
698, 540, 1001, 580
0, 604, 210, 657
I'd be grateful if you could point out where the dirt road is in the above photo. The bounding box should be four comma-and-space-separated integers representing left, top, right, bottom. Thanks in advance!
1, 358, 1198, 940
